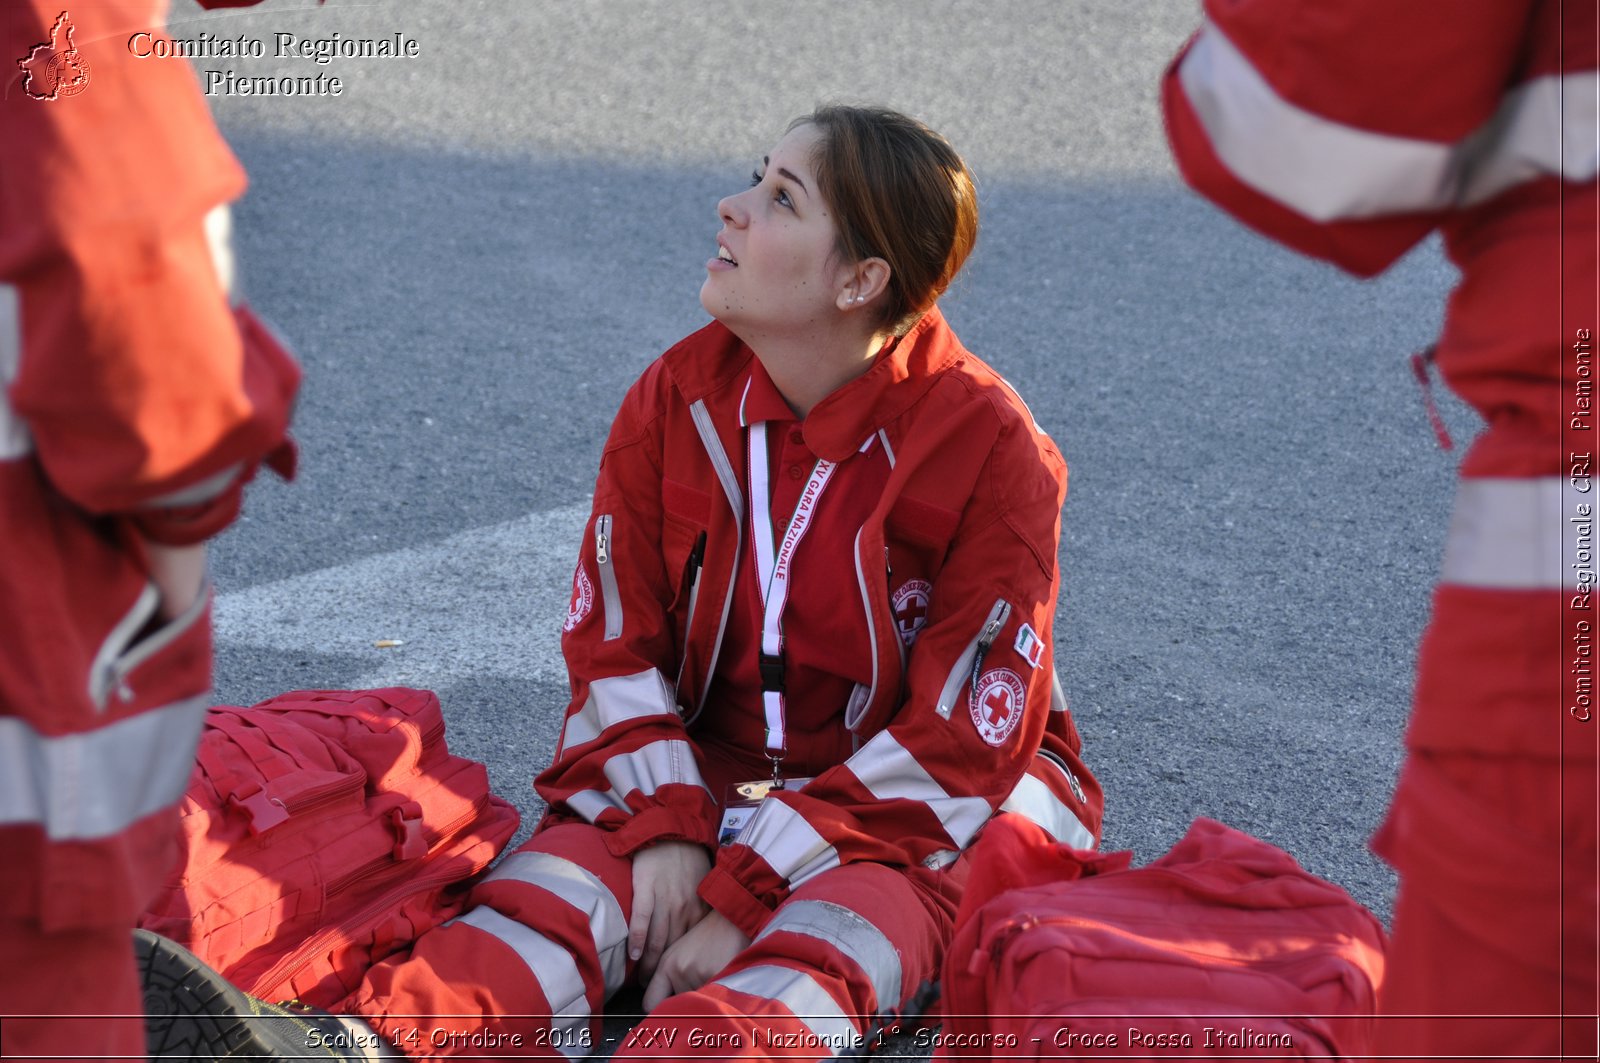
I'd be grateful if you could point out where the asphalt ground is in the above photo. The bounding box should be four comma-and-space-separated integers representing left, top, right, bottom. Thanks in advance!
156, 0, 1469, 1052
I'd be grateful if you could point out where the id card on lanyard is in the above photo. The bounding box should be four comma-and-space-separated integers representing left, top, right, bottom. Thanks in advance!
718, 776, 815, 846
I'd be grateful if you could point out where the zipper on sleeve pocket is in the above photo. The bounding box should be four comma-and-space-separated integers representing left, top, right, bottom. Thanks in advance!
595, 514, 623, 641
935, 598, 1012, 719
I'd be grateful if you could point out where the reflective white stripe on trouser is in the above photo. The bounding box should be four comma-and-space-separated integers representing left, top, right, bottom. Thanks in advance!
755, 900, 902, 1015
1440, 477, 1586, 590
0, 694, 208, 840
565, 738, 710, 822
713, 964, 860, 1056
846, 730, 991, 849
484, 851, 629, 997
448, 907, 590, 1058
733, 797, 841, 888
558, 668, 680, 754
1178, 21, 1600, 222
0, 282, 32, 461
1000, 768, 1096, 850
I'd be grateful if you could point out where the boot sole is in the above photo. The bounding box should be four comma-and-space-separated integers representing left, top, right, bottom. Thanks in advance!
135, 929, 283, 1060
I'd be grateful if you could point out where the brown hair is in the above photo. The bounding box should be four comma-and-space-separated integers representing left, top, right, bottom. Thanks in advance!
792, 105, 979, 336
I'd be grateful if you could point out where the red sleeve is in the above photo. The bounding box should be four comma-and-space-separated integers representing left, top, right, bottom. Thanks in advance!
1161, 0, 1540, 276
533, 366, 721, 859
1, 1, 299, 542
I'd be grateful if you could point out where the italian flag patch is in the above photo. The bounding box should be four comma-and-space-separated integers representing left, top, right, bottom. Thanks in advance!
1014, 622, 1044, 669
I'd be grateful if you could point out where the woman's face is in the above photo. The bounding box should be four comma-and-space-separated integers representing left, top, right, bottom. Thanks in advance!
699, 123, 847, 337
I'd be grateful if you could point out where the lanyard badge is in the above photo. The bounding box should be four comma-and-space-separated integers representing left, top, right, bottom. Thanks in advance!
746, 420, 836, 785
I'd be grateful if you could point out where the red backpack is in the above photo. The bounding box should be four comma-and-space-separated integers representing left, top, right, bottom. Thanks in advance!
137, 688, 520, 1009
936, 815, 1386, 1058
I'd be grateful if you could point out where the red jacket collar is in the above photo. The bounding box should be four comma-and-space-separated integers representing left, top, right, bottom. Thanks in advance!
662, 307, 968, 462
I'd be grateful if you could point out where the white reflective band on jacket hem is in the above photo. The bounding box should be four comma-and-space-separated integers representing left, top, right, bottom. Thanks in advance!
485, 851, 629, 997
847, 730, 991, 850
0, 283, 32, 462
1000, 769, 1095, 851
1179, 21, 1600, 222
449, 907, 590, 1056
736, 797, 842, 888
756, 899, 902, 1015
1440, 477, 1578, 590
713, 964, 859, 1054
559, 669, 679, 753
566, 738, 710, 821
0, 693, 208, 840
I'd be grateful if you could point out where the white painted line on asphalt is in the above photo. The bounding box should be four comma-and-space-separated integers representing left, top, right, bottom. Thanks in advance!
215, 501, 591, 692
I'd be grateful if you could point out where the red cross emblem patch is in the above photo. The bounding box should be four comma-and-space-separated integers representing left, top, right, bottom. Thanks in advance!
563, 563, 594, 632
970, 668, 1025, 747
891, 579, 933, 646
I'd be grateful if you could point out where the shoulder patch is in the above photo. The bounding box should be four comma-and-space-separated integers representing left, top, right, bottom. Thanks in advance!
563, 563, 594, 633
970, 668, 1026, 747
1014, 622, 1045, 669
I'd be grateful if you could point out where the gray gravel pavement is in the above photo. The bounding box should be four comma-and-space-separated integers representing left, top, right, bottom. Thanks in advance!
170, 0, 1473, 1049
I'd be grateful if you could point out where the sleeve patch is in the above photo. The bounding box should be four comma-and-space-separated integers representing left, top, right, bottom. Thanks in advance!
971, 668, 1026, 747
1013, 622, 1044, 669
564, 562, 594, 632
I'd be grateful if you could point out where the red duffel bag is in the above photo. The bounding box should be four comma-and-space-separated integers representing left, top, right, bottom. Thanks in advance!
936, 815, 1386, 1059
138, 688, 520, 1009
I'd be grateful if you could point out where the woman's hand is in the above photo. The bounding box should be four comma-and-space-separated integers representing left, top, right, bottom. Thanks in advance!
628, 841, 711, 985
641, 907, 752, 1011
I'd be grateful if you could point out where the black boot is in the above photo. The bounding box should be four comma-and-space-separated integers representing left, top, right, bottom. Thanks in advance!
136, 929, 391, 1060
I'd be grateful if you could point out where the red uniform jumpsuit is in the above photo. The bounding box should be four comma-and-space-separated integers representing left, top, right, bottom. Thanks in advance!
343, 310, 1103, 1058
1163, 2, 1599, 1056
0, 3, 299, 1059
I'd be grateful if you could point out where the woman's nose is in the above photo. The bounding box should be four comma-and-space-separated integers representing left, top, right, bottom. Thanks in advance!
718, 190, 748, 227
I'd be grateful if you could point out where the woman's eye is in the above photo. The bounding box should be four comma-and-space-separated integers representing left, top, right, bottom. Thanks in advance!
775, 189, 794, 210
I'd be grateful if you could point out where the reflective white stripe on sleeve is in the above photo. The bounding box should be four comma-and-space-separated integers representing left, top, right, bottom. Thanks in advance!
204, 204, 240, 306
140, 463, 244, 510
449, 907, 590, 1057
0, 694, 208, 840
735, 797, 842, 888
565, 738, 710, 820
0, 283, 32, 462
1178, 21, 1600, 222
713, 964, 860, 1055
1000, 769, 1095, 851
1440, 477, 1581, 590
558, 669, 680, 753
846, 730, 991, 850
756, 900, 902, 1014
485, 851, 629, 997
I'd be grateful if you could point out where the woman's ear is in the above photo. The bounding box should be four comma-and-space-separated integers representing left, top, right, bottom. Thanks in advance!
836, 257, 891, 312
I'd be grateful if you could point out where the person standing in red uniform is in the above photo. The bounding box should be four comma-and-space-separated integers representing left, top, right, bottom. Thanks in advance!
1163, 2, 1599, 1056
0, 3, 299, 1059
136, 104, 1102, 1061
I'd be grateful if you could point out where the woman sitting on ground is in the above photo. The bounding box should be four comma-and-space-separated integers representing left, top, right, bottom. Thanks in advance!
139, 103, 1103, 1061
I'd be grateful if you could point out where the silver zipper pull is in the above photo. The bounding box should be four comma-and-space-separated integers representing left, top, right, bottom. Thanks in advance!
596, 527, 609, 564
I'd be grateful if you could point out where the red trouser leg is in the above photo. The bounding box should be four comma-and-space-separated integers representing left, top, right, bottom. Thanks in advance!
1374, 582, 1600, 1060
342, 823, 633, 1059
0, 917, 146, 1062
615, 861, 950, 1061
